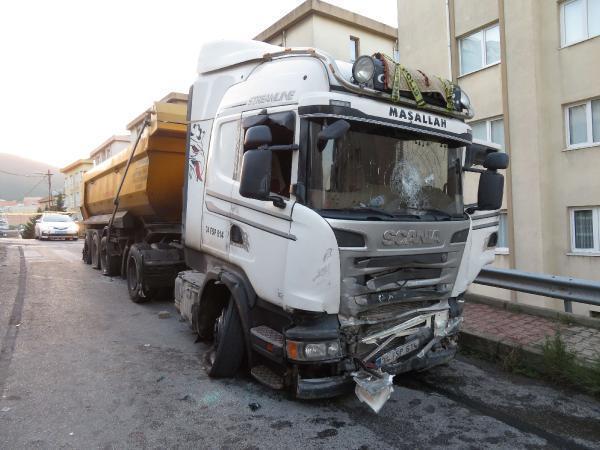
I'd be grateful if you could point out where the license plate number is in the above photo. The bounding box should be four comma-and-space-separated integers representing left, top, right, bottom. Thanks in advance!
379, 340, 420, 365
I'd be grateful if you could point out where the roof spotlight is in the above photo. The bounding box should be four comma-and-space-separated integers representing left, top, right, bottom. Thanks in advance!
352, 55, 375, 84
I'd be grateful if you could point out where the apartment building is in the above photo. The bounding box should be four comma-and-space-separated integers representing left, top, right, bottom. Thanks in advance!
397, 0, 600, 316
89, 135, 130, 166
60, 158, 93, 213
255, 0, 398, 62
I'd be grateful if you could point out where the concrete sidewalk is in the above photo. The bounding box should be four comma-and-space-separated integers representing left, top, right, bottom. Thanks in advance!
461, 297, 600, 366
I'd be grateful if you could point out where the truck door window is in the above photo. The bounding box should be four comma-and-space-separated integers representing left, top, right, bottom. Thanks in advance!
243, 112, 295, 198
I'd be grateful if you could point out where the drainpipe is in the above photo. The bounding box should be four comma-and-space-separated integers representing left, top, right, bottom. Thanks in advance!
445, 0, 453, 79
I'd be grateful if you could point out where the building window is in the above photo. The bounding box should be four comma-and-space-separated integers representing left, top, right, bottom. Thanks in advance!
565, 99, 600, 148
459, 24, 500, 75
349, 36, 360, 62
470, 117, 505, 150
497, 211, 509, 252
570, 207, 600, 252
560, 0, 600, 47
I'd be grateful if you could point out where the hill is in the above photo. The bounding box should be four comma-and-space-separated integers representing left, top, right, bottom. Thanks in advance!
0, 153, 65, 201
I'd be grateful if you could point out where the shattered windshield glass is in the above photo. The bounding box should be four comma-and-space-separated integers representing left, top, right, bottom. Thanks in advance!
307, 118, 463, 220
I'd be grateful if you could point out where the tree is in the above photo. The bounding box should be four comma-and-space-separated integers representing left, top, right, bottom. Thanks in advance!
49, 193, 66, 212
21, 211, 42, 239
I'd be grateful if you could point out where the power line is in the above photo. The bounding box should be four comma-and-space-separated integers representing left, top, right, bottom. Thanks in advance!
0, 169, 46, 178
22, 177, 47, 198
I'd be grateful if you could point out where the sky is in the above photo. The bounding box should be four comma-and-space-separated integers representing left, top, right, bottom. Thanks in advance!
0, 0, 397, 169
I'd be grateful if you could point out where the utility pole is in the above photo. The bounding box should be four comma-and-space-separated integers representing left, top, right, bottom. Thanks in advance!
34, 170, 53, 210
47, 169, 53, 209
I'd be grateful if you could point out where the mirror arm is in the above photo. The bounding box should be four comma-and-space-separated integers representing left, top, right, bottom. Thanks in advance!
268, 144, 299, 152
269, 195, 286, 209
463, 167, 485, 174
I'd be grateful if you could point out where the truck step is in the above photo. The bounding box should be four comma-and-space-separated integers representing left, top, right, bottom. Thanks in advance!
251, 365, 285, 390
250, 326, 284, 358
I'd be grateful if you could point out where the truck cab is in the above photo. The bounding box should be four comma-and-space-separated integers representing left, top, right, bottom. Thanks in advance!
175, 40, 508, 411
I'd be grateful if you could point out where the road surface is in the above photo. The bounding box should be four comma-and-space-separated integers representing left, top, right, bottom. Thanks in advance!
1, 239, 599, 449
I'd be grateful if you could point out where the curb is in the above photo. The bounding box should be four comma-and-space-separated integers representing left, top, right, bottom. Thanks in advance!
459, 328, 599, 379
465, 293, 600, 331
459, 328, 544, 368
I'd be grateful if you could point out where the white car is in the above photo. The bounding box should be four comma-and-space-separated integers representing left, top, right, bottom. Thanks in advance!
35, 213, 79, 240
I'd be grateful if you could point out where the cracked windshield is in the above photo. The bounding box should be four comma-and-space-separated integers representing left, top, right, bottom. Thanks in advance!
308, 119, 463, 219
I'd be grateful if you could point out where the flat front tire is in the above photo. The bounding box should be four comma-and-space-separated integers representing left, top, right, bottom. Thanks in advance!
206, 298, 245, 378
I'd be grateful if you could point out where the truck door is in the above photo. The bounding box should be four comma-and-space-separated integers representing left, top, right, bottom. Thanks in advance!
199, 114, 241, 261
226, 108, 298, 308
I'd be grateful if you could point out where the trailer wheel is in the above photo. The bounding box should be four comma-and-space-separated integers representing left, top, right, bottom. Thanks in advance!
90, 230, 101, 269
82, 231, 92, 264
100, 236, 120, 276
126, 244, 155, 303
206, 298, 245, 378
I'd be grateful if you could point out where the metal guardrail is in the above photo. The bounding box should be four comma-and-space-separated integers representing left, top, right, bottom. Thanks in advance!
475, 267, 600, 311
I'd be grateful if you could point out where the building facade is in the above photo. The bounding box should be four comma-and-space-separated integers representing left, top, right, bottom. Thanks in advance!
255, 0, 398, 62
89, 135, 130, 166
397, 0, 600, 316
60, 158, 93, 213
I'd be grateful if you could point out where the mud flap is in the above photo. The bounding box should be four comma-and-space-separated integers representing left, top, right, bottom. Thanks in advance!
353, 370, 394, 413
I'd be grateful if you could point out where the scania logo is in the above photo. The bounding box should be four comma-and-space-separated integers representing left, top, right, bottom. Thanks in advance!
382, 229, 441, 246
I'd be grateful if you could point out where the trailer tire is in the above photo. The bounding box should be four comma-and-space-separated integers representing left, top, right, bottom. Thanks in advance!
126, 244, 155, 303
83, 231, 92, 264
206, 298, 245, 378
100, 236, 120, 276
90, 230, 101, 270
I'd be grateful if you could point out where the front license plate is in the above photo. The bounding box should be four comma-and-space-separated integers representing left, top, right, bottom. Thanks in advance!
379, 339, 420, 365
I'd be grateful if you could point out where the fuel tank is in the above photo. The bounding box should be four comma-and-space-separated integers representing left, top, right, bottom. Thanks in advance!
82, 101, 187, 222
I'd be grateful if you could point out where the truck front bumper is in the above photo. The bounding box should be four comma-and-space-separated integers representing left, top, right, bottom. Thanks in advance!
295, 374, 354, 399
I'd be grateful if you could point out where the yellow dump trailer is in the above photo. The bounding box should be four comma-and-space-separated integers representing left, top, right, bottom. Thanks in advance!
82, 101, 187, 222
81, 96, 188, 300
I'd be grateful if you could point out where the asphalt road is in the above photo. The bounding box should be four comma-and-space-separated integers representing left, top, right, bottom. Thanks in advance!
1, 239, 599, 449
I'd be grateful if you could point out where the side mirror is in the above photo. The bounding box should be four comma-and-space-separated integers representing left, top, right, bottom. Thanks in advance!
483, 152, 509, 170
477, 171, 504, 210
240, 150, 271, 200
239, 150, 285, 208
244, 125, 272, 150
317, 119, 350, 152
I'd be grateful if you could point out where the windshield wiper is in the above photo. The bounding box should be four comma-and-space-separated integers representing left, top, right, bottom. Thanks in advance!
395, 207, 454, 221
317, 207, 422, 221
318, 208, 394, 221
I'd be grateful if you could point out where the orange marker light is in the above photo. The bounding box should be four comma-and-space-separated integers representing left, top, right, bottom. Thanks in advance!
286, 341, 299, 360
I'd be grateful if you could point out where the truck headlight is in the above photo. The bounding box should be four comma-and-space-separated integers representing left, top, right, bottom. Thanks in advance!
286, 339, 343, 361
352, 55, 375, 84
454, 86, 474, 117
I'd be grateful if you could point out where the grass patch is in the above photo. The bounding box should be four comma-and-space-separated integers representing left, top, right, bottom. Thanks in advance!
542, 331, 600, 396
459, 331, 600, 397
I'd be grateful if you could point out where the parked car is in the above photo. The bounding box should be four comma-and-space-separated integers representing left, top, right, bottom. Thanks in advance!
35, 213, 79, 240
0, 218, 9, 238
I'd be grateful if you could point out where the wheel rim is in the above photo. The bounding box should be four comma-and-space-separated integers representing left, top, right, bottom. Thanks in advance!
212, 308, 226, 361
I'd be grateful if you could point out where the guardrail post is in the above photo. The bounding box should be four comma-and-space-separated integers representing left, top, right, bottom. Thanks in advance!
564, 300, 573, 313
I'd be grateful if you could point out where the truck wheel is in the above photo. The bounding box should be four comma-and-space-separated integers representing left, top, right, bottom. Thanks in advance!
100, 236, 120, 276
126, 244, 155, 303
206, 298, 245, 378
90, 230, 101, 269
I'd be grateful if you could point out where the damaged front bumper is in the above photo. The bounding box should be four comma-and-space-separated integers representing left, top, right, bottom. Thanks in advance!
290, 308, 462, 412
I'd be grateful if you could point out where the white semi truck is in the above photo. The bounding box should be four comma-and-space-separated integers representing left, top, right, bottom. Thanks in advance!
171, 40, 508, 411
